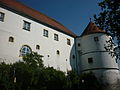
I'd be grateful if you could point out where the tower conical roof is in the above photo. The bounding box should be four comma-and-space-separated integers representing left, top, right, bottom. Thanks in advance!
81, 22, 105, 36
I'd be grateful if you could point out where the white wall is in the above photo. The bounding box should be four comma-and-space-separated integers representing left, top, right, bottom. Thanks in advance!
0, 7, 76, 72
76, 33, 120, 84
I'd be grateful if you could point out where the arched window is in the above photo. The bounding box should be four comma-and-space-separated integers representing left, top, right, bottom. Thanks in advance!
9, 37, 14, 42
20, 45, 32, 56
56, 50, 60, 55
36, 45, 40, 50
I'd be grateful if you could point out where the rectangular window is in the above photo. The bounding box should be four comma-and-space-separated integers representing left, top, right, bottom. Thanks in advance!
43, 29, 48, 37
88, 57, 93, 64
54, 34, 59, 41
67, 39, 71, 45
0, 12, 5, 22
23, 20, 31, 31
94, 37, 99, 42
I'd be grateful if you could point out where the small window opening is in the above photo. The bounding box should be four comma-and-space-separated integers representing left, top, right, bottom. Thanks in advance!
56, 50, 60, 55
9, 37, 14, 42
36, 45, 40, 50
48, 55, 50, 57
78, 43, 80, 47
94, 37, 99, 42
67, 39, 71, 45
72, 55, 75, 59
88, 57, 93, 64
0, 12, 5, 22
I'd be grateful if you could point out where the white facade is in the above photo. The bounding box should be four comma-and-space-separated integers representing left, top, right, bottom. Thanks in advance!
0, 6, 76, 73
76, 33, 120, 84
0, 0, 120, 85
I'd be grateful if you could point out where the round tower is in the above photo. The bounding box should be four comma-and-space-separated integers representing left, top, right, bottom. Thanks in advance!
76, 22, 120, 84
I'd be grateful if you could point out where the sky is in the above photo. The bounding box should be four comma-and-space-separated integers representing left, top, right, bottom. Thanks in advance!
17, 0, 102, 36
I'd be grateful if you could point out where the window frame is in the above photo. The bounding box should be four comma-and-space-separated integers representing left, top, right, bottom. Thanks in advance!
56, 50, 60, 55
20, 45, 32, 56
36, 45, 40, 50
0, 12, 5, 22
43, 29, 48, 37
67, 38, 71, 45
54, 33, 59, 41
94, 37, 99, 42
23, 20, 31, 31
88, 57, 93, 64
9, 36, 14, 42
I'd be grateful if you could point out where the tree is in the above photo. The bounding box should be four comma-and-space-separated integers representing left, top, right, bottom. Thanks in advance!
94, 0, 120, 60
23, 52, 44, 68
94, 0, 120, 45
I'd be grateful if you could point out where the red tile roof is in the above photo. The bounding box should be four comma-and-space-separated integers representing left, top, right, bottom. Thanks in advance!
0, 0, 76, 37
81, 22, 105, 36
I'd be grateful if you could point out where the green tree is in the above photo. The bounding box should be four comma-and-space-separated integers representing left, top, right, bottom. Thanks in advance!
79, 72, 101, 90
94, 0, 120, 45
23, 52, 44, 68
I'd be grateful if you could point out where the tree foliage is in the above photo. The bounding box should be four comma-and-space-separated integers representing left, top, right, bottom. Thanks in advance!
0, 52, 101, 90
94, 0, 120, 45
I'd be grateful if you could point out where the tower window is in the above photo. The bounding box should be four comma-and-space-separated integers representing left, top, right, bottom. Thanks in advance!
72, 55, 75, 59
43, 29, 48, 37
94, 37, 99, 42
20, 45, 32, 56
78, 43, 80, 47
36, 45, 40, 50
56, 50, 60, 55
54, 34, 59, 41
0, 12, 5, 22
67, 39, 71, 45
88, 57, 93, 64
23, 20, 31, 31
9, 37, 14, 42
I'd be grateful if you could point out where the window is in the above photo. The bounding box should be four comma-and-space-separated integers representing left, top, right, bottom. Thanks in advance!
54, 34, 59, 41
94, 37, 99, 42
56, 50, 60, 55
67, 39, 71, 45
36, 45, 40, 50
0, 12, 5, 22
23, 21, 31, 31
72, 55, 75, 59
9, 37, 14, 42
47, 55, 50, 57
78, 43, 80, 47
43, 29, 48, 37
20, 45, 32, 56
88, 57, 93, 64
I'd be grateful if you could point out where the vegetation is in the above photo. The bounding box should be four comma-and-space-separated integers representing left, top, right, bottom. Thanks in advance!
94, 0, 120, 45
0, 52, 101, 90
94, 0, 120, 59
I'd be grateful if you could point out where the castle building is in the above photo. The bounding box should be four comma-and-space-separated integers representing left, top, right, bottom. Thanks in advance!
0, 0, 120, 84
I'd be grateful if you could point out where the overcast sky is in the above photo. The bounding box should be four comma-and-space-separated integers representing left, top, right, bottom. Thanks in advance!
17, 0, 102, 36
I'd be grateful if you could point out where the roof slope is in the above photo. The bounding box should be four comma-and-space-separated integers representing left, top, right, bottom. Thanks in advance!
81, 22, 105, 36
0, 0, 76, 37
